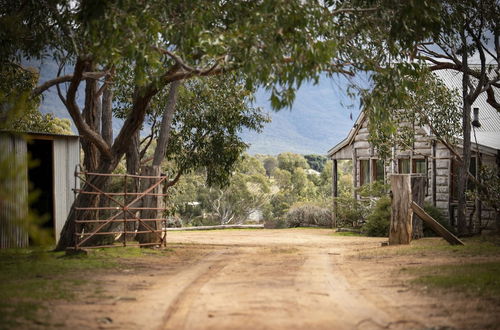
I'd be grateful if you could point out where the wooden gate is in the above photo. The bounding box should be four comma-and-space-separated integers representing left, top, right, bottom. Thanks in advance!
72, 166, 168, 249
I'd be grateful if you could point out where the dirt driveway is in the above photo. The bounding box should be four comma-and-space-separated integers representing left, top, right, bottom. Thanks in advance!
52, 229, 499, 330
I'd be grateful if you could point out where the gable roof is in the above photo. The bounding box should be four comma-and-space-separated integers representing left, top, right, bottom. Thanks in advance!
328, 68, 500, 157
327, 111, 364, 157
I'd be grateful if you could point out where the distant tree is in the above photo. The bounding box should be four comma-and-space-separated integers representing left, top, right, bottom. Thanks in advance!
263, 157, 278, 177
304, 154, 328, 172
277, 153, 309, 172
198, 157, 271, 225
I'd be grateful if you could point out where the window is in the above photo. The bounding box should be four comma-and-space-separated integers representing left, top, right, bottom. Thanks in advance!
372, 159, 385, 182
413, 159, 427, 174
398, 159, 410, 174
360, 160, 370, 186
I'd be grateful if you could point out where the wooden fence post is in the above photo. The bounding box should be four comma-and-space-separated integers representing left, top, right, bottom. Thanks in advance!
389, 174, 412, 245
411, 175, 425, 239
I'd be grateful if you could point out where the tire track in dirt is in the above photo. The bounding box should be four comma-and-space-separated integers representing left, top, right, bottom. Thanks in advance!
162, 250, 233, 330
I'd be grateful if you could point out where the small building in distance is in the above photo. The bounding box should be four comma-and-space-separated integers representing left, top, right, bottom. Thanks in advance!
0, 131, 80, 248
327, 69, 500, 232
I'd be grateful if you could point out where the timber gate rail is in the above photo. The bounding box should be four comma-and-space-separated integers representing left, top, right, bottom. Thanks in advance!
73, 165, 168, 249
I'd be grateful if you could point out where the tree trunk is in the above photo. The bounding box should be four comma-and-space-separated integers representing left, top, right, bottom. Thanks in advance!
152, 80, 180, 166
56, 59, 160, 251
457, 36, 472, 236
124, 130, 140, 240
55, 159, 116, 250
101, 83, 113, 146
126, 131, 140, 175
411, 175, 425, 239
136, 165, 164, 246
389, 174, 412, 245
81, 61, 101, 172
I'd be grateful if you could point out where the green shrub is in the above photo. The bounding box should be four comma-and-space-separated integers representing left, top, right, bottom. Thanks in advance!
422, 203, 455, 237
362, 196, 391, 237
285, 203, 332, 227
335, 196, 368, 228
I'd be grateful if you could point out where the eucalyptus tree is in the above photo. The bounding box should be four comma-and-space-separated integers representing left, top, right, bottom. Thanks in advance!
2, 0, 363, 249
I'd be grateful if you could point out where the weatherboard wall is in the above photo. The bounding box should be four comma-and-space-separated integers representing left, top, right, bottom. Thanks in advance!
330, 116, 498, 231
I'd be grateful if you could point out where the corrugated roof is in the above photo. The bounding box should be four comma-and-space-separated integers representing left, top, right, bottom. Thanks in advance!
432, 69, 500, 150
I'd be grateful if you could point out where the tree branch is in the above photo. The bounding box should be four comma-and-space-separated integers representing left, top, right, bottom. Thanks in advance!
65, 58, 113, 160
32, 71, 108, 97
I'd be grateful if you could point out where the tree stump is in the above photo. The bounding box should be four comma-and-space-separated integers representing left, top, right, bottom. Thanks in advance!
411, 175, 425, 239
389, 174, 412, 245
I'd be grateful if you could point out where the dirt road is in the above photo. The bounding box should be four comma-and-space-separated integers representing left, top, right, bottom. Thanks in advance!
53, 229, 499, 330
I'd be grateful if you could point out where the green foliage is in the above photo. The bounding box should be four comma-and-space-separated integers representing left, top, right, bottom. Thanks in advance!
357, 181, 389, 198
362, 196, 391, 237
285, 203, 331, 228
0, 63, 72, 135
263, 157, 278, 177
422, 202, 454, 237
277, 152, 309, 172
361, 65, 461, 159
166, 75, 269, 187
169, 155, 271, 226
304, 154, 327, 172
335, 196, 368, 229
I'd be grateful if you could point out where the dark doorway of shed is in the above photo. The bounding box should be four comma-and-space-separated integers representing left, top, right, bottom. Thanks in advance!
28, 139, 55, 241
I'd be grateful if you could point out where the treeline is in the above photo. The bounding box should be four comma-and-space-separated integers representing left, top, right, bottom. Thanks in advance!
158, 152, 349, 228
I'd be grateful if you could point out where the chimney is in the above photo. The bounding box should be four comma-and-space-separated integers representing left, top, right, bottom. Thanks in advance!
472, 107, 481, 128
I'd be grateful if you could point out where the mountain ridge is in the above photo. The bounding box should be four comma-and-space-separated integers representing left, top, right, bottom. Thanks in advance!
31, 59, 359, 156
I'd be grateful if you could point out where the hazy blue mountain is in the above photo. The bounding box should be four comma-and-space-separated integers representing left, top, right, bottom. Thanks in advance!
30, 59, 360, 156
242, 76, 360, 155
26, 59, 124, 134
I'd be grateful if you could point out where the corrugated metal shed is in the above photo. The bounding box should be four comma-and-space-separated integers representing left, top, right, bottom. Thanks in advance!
53, 137, 80, 241
0, 132, 80, 247
0, 133, 29, 248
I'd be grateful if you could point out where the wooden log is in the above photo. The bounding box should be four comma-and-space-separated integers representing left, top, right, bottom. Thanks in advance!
389, 175, 413, 245
167, 224, 264, 231
411, 202, 464, 245
411, 176, 425, 239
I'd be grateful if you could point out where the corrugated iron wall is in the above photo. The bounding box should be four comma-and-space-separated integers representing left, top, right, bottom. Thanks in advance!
0, 133, 29, 248
53, 137, 80, 242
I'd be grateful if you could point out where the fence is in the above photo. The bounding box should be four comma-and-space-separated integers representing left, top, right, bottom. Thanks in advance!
73, 166, 168, 249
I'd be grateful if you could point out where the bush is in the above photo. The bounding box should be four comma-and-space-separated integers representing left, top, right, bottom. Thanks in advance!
362, 196, 391, 237
335, 196, 368, 228
285, 203, 332, 228
422, 203, 454, 237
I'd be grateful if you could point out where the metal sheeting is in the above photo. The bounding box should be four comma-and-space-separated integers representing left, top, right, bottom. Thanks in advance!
52, 137, 80, 243
432, 69, 500, 137
0, 133, 29, 248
